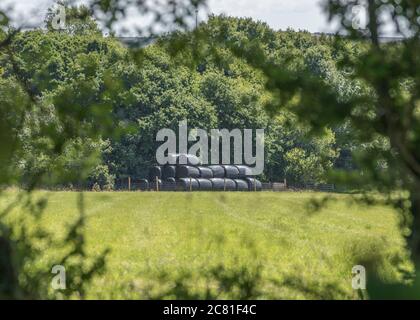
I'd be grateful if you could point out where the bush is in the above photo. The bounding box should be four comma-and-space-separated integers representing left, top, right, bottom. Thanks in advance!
88, 165, 115, 191
92, 182, 101, 192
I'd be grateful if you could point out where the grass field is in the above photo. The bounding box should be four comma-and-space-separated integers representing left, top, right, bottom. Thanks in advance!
0, 191, 412, 299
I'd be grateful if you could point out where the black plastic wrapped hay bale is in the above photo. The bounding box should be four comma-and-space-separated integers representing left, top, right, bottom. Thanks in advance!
208, 165, 225, 178
176, 165, 201, 178
178, 178, 200, 191
196, 178, 212, 191
210, 178, 225, 190
161, 177, 176, 191
197, 166, 213, 179
234, 179, 249, 191
162, 165, 176, 179
150, 179, 162, 191
148, 166, 162, 181
210, 178, 236, 191
224, 178, 237, 191
245, 178, 262, 191
235, 165, 253, 178
222, 165, 240, 179
138, 179, 149, 191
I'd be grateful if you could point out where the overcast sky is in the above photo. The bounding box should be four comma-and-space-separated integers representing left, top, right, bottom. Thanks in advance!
2, 0, 336, 34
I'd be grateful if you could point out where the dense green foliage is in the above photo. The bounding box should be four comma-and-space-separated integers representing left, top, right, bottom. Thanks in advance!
2, 15, 355, 188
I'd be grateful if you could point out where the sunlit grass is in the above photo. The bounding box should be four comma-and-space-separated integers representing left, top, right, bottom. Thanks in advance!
0, 190, 411, 299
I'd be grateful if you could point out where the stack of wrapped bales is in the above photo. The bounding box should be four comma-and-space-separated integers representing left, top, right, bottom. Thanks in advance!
146, 154, 262, 191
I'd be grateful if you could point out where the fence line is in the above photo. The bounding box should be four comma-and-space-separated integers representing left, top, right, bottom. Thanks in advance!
112, 179, 335, 192
28, 179, 338, 192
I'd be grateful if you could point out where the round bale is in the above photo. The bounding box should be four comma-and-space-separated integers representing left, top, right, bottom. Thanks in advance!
224, 178, 236, 191
162, 165, 176, 179
235, 165, 253, 178
208, 165, 225, 178
222, 165, 240, 179
245, 178, 262, 191
234, 179, 249, 191
197, 178, 213, 191
148, 166, 162, 181
210, 178, 236, 191
138, 179, 149, 191
161, 178, 176, 191
150, 179, 162, 191
176, 165, 201, 178
210, 178, 225, 190
178, 178, 200, 191
197, 166, 213, 179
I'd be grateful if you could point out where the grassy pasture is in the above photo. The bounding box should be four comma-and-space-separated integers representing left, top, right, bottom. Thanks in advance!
0, 191, 412, 299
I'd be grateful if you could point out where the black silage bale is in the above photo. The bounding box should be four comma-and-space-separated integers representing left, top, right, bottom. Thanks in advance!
176, 165, 201, 178
245, 178, 262, 191
210, 178, 225, 190
162, 178, 176, 191
224, 178, 236, 191
197, 166, 213, 179
178, 178, 199, 191
196, 178, 212, 191
148, 166, 162, 180
222, 165, 240, 179
150, 179, 162, 191
139, 179, 149, 191
235, 165, 253, 178
210, 178, 236, 191
234, 179, 249, 191
208, 165, 225, 178
162, 165, 176, 179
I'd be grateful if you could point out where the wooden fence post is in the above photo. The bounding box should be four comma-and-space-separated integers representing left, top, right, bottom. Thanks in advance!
128, 176, 131, 191
156, 176, 159, 192
189, 177, 192, 192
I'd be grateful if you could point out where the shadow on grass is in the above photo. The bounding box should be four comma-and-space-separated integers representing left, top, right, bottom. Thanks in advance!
135, 263, 356, 300
142, 263, 263, 300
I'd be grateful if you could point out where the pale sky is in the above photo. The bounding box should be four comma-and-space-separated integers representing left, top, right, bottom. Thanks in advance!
207, 0, 331, 33
1, 0, 335, 34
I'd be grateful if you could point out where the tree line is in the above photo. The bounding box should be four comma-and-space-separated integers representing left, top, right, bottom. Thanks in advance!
1, 12, 362, 189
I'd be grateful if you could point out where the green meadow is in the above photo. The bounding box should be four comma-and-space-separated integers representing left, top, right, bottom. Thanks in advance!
1, 191, 411, 299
